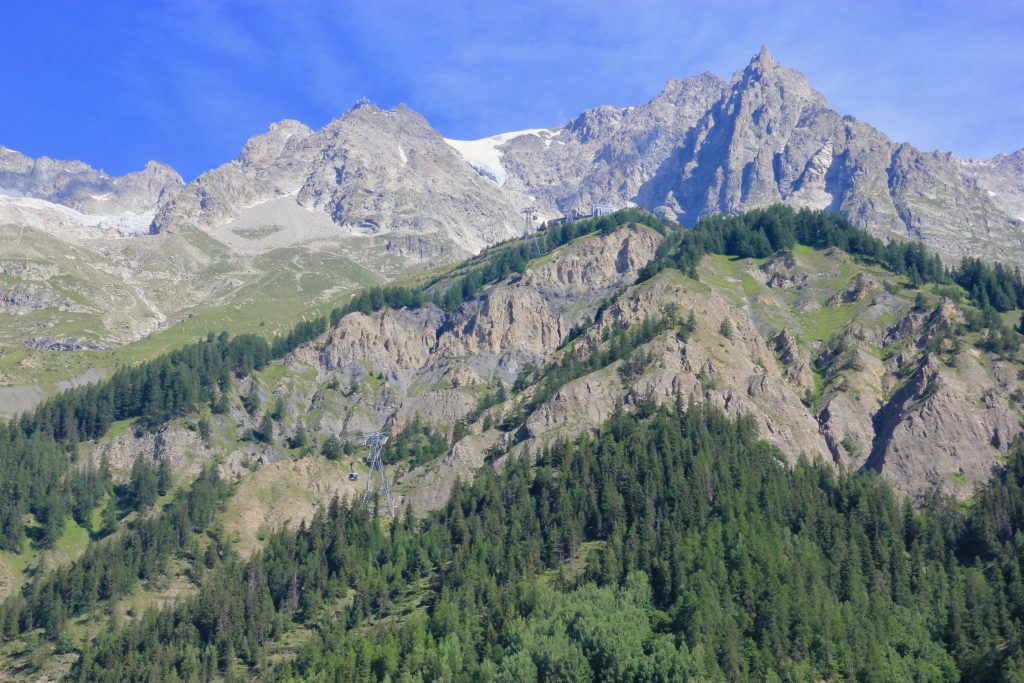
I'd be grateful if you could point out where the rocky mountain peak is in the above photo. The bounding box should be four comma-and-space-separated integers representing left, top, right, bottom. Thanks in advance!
152, 99, 527, 252
0, 145, 182, 219
127, 48, 1024, 263
654, 72, 726, 105
754, 44, 774, 69
730, 46, 826, 111
239, 119, 313, 168
142, 159, 178, 175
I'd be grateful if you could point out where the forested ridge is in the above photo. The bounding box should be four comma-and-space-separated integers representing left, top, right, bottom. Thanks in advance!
53, 402, 1024, 682
0, 332, 272, 552
641, 204, 1024, 317
3, 205, 1024, 680
0, 209, 659, 557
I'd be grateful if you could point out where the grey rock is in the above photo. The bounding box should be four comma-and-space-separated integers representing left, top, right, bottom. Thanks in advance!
152, 105, 531, 255
0, 146, 182, 215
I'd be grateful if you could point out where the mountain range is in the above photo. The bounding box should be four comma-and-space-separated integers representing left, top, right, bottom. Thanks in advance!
3, 46, 1021, 416
3, 47, 1022, 265
3, 205, 1024, 680
2, 46, 1024, 679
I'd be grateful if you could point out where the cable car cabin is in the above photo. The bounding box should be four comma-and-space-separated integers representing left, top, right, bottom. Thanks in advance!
348, 471, 359, 481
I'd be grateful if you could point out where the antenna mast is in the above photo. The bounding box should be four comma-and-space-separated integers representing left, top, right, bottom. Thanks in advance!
361, 432, 397, 518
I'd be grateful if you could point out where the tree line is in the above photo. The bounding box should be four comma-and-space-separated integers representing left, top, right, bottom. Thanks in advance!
641, 204, 1024, 316
329, 208, 669, 323
0, 332, 270, 552
55, 400, 1024, 681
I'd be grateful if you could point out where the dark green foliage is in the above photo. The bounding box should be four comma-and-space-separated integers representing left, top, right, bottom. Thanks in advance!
129, 457, 159, 511
640, 205, 961, 301
954, 258, 1024, 313
977, 307, 1020, 356
270, 395, 286, 421
320, 434, 343, 460
0, 331, 274, 553
330, 285, 430, 326
53, 402, 1024, 682
0, 466, 231, 640
242, 383, 261, 416
270, 316, 328, 358
287, 423, 308, 450
67, 462, 111, 527
256, 413, 274, 444
36, 492, 66, 549
379, 418, 449, 468
157, 458, 172, 496
719, 317, 733, 339
196, 417, 211, 444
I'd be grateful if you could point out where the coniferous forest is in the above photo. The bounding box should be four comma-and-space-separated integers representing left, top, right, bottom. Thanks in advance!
39, 402, 1024, 682
1, 207, 1024, 680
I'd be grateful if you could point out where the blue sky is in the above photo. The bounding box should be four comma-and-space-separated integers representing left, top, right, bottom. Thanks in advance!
2, 0, 1022, 180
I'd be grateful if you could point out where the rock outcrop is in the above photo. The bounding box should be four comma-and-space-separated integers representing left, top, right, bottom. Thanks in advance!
152, 104, 532, 255
77, 224, 1024, 524
0, 146, 182, 216
134, 47, 1024, 264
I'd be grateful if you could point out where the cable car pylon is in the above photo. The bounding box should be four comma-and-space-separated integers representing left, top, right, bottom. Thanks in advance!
361, 432, 396, 519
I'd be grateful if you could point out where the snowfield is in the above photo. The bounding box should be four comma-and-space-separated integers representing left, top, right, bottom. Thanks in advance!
0, 194, 153, 237
444, 129, 555, 186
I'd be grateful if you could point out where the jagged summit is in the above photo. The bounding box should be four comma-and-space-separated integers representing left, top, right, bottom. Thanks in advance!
3, 47, 1021, 265
0, 146, 183, 218
655, 71, 726, 104
151, 96, 527, 253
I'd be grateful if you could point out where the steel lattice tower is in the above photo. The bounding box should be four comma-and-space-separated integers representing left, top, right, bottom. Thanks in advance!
361, 432, 397, 519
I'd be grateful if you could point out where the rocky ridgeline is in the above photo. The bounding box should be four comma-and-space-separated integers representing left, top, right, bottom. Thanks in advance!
0, 146, 182, 216
3, 47, 1023, 264
82, 227, 1024, 550
143, 46, 1023, 264
2, 47, 1023, 363
497, 46, 1023, 265
150, 104, 532, 256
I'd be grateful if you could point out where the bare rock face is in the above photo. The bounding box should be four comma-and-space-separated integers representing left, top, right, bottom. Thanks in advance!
529, 272, 832, 462
494, 72, 728, 219
401, 434, 496, 513
867, 352, 1023, 497
773, 328, 816, 391
622, 47, 1023, 264
0, 285, 77, 314
458, 47, 1024, 264
150, 119, 317, 233
963, 149, 1024, 221
90, 425, 214, 479
152, 104, 530, 255
319, 226, 662, 385
531, 226, 662, 290
0, 146, 182, 216
320, 305, 442, 376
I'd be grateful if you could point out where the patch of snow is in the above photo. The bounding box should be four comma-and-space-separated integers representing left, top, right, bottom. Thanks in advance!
0, 195, 153, 237
90, 192, 113, 201
444, 128, 554, 186
398, 145, 407, 166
